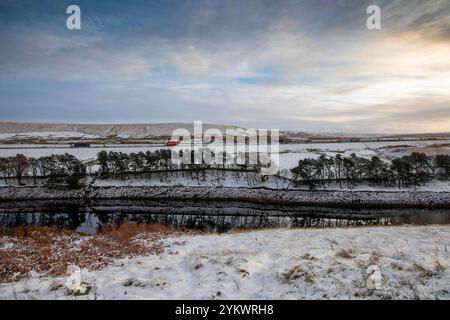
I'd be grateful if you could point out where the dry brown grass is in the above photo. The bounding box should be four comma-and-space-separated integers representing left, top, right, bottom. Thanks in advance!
97, 221, 193, 241
336, 248, 355, 259
0, 222, 199, 283
389, 262, 404, 271
0, 226, 76, 238
282, 265, 315, 284
368, 250, 381, 265
413, 262, 435, 278
302, 253, 317, 261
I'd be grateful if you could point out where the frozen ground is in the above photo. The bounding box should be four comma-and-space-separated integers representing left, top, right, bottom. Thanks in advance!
1, 225, 448, 300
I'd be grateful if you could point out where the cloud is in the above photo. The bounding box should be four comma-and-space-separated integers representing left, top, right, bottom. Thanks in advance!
0, 0, 449, 133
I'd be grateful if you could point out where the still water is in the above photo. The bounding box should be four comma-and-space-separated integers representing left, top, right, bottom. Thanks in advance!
0, 200, 449, 233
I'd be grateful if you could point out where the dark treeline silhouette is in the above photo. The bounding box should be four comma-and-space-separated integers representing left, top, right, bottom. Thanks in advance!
96, 149, 268, 178
0, 149, 268, 185
0, 153, 86, 187
98, 149, 173, 177
291, 152, 450, 190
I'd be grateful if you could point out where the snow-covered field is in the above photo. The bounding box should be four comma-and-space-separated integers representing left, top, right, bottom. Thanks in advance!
1, 225, 448, 300
0, 131, 100, 140
1, 140, 450, 170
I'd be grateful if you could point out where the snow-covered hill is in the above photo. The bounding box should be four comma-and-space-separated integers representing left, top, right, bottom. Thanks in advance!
0, 122, 242, 140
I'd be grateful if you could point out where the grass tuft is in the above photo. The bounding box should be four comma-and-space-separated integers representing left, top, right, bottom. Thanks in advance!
336, 248, 355, 259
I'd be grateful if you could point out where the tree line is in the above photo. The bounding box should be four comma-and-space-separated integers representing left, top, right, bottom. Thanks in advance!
0, 149, 264, 186
97, 149, 265, 178
290, 152, 450, 190
1, 151, 450, 190
0, 153, 86, 187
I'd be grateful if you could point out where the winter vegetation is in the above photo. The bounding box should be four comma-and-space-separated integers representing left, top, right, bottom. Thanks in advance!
96, 149, 267, 177
290, 153, 450, 190
0, 149, 271, 188
0, 153, 86, 187
1, 150, 450, 191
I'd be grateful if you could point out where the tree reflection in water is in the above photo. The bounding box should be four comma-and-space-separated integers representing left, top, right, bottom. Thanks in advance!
0, 200, 449, 233
0, 212, 86, 230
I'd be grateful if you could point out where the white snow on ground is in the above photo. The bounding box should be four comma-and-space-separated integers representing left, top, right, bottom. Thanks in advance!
90, 172, 450, 192
1, 225, 448, 300
0, 132, 100, 139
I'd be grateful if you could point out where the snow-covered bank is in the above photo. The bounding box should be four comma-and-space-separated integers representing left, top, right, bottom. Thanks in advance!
1, 186, 450, 208
1, 225, 448, 300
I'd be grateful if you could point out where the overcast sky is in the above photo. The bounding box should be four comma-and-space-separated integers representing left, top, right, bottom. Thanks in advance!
0, 0, 449, 133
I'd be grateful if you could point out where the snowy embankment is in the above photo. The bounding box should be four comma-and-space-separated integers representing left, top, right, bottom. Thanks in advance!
1, 225, 448, 300
1, 185, 450, 208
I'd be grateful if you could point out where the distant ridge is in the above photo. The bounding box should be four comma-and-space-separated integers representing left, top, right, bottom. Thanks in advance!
0, 121, 449, 142
0, 121, 243, 139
